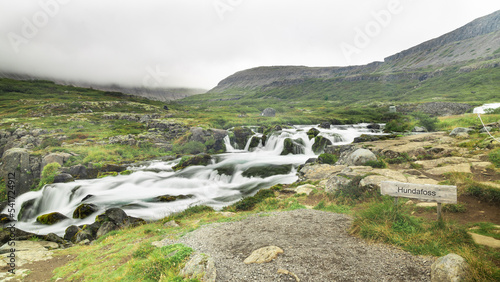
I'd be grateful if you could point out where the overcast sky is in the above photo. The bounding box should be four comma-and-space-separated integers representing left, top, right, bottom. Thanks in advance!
1, 0, 499, 90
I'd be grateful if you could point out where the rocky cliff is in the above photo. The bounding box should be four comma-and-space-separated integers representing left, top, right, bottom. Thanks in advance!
209, 10, 500, 94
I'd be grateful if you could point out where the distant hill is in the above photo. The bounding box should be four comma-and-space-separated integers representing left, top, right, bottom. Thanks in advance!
0, 72, 206, 101
203, 10, 500, 105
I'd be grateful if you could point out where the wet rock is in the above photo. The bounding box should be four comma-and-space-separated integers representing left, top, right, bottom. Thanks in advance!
61, 164, 88, 179
172, 154, 212, 171
367, 123, 381, 129
36, 212, 69, 225
154, 194, 193, 202
128, 216, 147, 227
0, 228, 38, 245
312, 136, 333, 154
230, 127, 253, 149
242, 165, 292, 178
98, 208, 130, 228
44, 233, 67, 245
307, 128, 320, 139
318, 122, 330, 129
431, 253, 469, 282
248, 136, 261, 150
181, 253, 216, 282
353, 134, 381, 143
73, 203, 99, 219
281, 138, 305, 155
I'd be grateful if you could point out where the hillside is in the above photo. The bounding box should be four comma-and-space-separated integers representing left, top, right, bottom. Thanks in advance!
201, 10, 500, 105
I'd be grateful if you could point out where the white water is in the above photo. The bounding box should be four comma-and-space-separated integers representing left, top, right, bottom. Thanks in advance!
473, 103, 500, 114
7, 124, 383, 236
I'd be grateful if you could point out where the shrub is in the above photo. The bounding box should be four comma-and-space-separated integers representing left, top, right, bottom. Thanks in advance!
364, 159, 387, 168
318, 153, 338, 165
40, 137, 62, 148
412, 112, 439, 132
38, 162, 61, 189
384, 119, 412, 133
489, 148, 500, 167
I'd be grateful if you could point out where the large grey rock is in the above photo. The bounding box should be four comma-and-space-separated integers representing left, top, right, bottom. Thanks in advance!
41, 152, 72, 171
96, 221, 119, 238
189, 127, 227, 153
261, 108, 276, 117
53, 173, 74, 183
325, 174, 351, 193
1, 148, 36, 195
412, 126, 428, 132
345, 149, 377, 166
181, 253, 216, 282
431, 253, 469, 282
449, 127, 473, 137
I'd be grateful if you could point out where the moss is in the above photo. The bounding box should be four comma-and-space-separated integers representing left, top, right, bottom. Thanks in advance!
307, 128, 320, 139
38, 162, 61, 189
241, 164, 292, 178
318, 153, 338, 165
73, 203, 98, 219
36, 212, 68, 225
172, 154, 212, 171
312, 136, 332, 154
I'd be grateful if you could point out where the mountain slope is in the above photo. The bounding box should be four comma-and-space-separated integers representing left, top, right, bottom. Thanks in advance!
205, 10, 500, 104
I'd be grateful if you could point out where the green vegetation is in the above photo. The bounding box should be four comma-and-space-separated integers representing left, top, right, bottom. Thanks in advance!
318, 153, 338, 165
489, 148, 500, 167
38, 162, 61, 189
223, 188, 276, 212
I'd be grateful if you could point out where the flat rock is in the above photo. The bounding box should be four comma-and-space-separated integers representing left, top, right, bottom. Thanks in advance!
244, 246, 284, 264
295, 184, 315, 195
181, 253, 216, 282
426, 163, 471, 176
0, 241, 58, 267
416, 203, 438, 207
299, 164, 346, 180
415, 157, 470, 169
468, 232, 500, 249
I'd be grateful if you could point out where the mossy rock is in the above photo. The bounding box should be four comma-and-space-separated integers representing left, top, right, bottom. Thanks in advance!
281, 138, 305, 155
230, 127, 253, 149
318, 153, 338, 165
312, 136, 333, 154
154, 194, 193, 202
172, 154, 212, 171
248, 136, 261, 150
73, 203, 99, 219
36, 212, 69, 225
242, 164, 293, 178
307, 128, 320, 139
18, 198, 37, 221
216, 165, 236, 176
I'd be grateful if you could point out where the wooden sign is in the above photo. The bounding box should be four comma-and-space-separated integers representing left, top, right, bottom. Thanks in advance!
380, 181, 457, 204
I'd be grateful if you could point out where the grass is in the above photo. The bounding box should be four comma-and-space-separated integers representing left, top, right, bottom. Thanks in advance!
350, 198, 500, 281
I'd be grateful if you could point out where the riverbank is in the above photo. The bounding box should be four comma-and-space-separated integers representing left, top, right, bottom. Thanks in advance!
2, 129, 499, 281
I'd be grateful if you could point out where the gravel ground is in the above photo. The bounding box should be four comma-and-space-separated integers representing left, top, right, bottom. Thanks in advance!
158, 209, 434, 281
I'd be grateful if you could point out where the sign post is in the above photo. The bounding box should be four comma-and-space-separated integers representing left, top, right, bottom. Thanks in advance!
381, 181, 457, 221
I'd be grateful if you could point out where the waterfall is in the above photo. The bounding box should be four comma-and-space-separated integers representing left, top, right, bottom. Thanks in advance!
6, 124, 383, 236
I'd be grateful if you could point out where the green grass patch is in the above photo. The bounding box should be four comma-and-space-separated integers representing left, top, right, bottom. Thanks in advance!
38, 162, 61, 189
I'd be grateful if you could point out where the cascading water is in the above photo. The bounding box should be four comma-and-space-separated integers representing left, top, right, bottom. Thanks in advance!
6, 124, 383, 236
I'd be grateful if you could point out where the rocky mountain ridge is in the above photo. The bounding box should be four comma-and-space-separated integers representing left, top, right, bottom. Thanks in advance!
209, 10, 500, 94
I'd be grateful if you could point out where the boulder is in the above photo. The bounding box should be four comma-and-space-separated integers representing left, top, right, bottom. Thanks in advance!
325, 175, 351, 193
53, 173, 74, 183
230, 127, 253, 149
367, 123, 381, 129
180, 253, 216, 282
74, 230, 94, 244
189, 127, 227, 153
248, 136, 261, 150
154, 194, 193, 202
261, 108, 276, 117
41, 152, 72, 171
307, 128, 320, 139
73, 203, 99, 219
431, 253, 469, 282
18, 198, 38, 221
61, 164, 88, 179
281, 138, 305, 155
412, 126, 428, 132
96, 221, 119, 238
449, 127, 473, 137
242, 165, 292, 178
101, 208, 130, 228
36, 212, 69, 225
1, 148, 36, 195
64, 225, 81, 242
312, 136, 333, 154
128, 216, 147, 227
172, 154, 212, 171
318, 122, 331, 129
345, 149, 377, 166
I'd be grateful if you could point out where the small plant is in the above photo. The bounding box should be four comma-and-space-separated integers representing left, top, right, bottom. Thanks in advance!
442, 203, 467, 213
489, 148, 500, 168
318, 153, 338, 165
364, 159, 387, 168
38, 162, 61, 189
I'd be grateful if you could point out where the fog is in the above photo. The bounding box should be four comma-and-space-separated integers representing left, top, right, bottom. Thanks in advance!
0, 0, 499, 89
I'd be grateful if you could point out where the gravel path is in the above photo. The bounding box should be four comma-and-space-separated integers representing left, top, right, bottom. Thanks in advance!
159, 209, 433, 281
